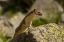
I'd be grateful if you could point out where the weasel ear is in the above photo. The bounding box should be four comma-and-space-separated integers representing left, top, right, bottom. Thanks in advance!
34, 9, 39, 12
34, 9, 37, 12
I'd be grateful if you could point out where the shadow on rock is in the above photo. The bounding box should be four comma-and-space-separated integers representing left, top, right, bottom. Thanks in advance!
10, 32, 37, 42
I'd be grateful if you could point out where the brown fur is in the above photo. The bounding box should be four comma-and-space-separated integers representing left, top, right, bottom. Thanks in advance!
13, 9, 42, 38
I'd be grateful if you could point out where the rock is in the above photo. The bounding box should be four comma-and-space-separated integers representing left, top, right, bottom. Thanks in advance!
8, 12, 25, 30
61, 12, 64, 22
29, 0, 63, 18
10, 23, 64, 42
0, 6, 3, 14
0, 0, 8, 1
0, 12, 25, 38
3, 11, 25, 29
0, 16, 14, 38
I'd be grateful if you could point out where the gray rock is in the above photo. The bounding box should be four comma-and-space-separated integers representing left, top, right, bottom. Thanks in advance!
29, 0, 63, 18
10, 23, 64, 42
0, 12, 25, 38
0, 16, 14, 38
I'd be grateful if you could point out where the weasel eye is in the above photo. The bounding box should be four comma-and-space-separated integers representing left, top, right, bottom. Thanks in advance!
36, 12, 42, 16
38, 12, 40, 14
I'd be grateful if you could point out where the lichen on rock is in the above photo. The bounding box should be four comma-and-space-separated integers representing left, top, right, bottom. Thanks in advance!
11, 23, 64, 42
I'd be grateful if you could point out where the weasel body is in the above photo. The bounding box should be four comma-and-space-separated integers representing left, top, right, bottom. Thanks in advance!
14, 9, 42, 38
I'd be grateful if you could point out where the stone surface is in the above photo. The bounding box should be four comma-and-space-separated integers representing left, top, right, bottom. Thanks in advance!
0, 16, 14, 38
29, 0, 63, 18
0, 12, 25, 37
10, 23, 64, 42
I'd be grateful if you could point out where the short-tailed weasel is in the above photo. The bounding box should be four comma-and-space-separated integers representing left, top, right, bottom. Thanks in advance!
14, 9, 42, 38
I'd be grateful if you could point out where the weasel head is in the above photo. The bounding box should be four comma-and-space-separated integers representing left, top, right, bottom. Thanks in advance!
30, 9, 42, 16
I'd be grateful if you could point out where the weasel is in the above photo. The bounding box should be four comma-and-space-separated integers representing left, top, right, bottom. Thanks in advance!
14, 9, 42, 38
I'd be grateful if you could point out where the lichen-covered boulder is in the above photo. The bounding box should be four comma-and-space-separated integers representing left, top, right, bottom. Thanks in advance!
11, 23, 64, 42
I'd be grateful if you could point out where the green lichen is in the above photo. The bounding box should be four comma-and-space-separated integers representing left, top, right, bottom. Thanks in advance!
41, 23, 64, 42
